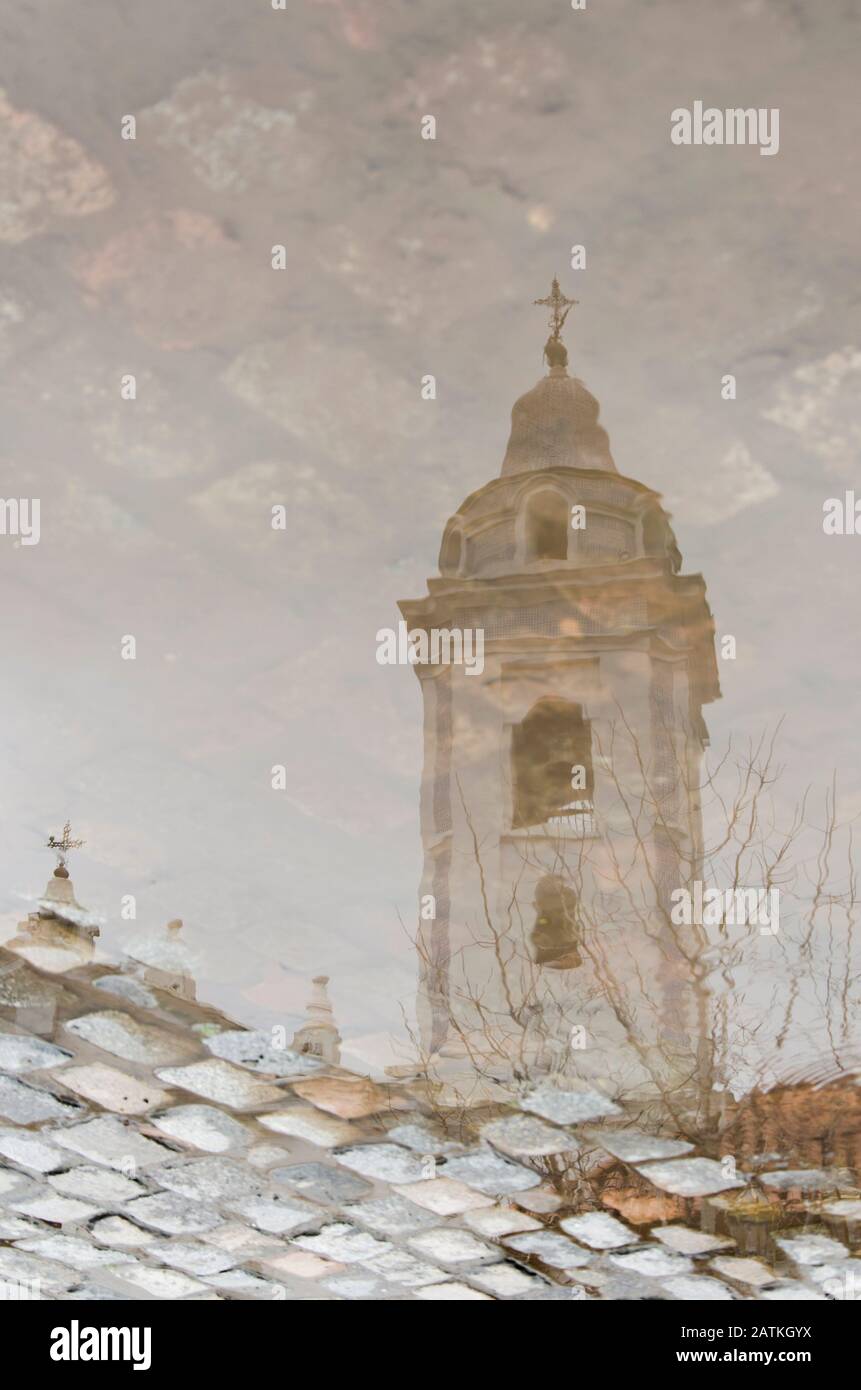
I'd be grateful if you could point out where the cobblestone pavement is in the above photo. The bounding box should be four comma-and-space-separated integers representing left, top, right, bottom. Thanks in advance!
2, 925, 859, 1302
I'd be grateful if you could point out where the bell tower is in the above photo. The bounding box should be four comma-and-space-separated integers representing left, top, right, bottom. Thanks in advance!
399, 283, 721, 1103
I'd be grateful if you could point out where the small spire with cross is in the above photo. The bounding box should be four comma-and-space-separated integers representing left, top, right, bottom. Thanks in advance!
46, 820, 85, 874
533, 276, 578, 369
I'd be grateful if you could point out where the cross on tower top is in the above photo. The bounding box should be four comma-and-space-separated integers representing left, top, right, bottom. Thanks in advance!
533, 275, 578, 342
46, 820, 85, 870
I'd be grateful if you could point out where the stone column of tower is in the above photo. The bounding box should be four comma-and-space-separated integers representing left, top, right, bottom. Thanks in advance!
398, 290, 720, 1105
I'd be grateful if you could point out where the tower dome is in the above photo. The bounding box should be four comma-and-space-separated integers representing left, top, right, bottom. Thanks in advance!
501, 366, 616, 476
500, 273, 615, 476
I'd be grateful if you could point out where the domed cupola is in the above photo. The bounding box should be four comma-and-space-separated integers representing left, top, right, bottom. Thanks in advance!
501, 277, 616, 475
501, 368, 615, 476
435, 281, 681, 582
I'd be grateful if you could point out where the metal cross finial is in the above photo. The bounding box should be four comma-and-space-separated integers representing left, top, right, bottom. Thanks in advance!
533, 275, 578, 341
46, 820, 85, 869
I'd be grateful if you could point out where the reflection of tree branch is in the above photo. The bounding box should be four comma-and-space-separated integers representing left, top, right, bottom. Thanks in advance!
404, 721, 859, 1160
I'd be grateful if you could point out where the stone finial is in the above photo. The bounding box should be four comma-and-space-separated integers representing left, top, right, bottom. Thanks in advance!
291, 974, 341, 1064
307, 974, 335, 1022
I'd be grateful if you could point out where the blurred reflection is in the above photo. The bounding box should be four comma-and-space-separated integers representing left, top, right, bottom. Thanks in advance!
400, 288, 721, 1105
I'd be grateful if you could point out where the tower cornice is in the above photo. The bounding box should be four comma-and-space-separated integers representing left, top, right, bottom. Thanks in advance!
402, 559, 710, 609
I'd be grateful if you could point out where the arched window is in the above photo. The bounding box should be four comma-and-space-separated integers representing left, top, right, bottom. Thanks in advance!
511, 698, 594, 830
524, 491, 568, 562
439, 528, 462, 575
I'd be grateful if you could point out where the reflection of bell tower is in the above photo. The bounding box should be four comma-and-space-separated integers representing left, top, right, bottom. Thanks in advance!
399, 282, 721, 1102
5, 822, 100, 974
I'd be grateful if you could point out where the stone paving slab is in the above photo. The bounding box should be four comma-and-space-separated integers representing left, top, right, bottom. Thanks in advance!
0, 1073, 82, 1124
205, 1030, 324, 1078
54, 1063, 172, 1114
258, 1106, 357, 1147
521, 1083, 622, 1126
560, 1211, 640, 1250
635, 1156, 746, 1197
582, 1127, 694, 1164
64, 1011, 192, 1066
156, 1060, 283, 1109
480, 1113, 580, 1159
0, 1033, 73, 1073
